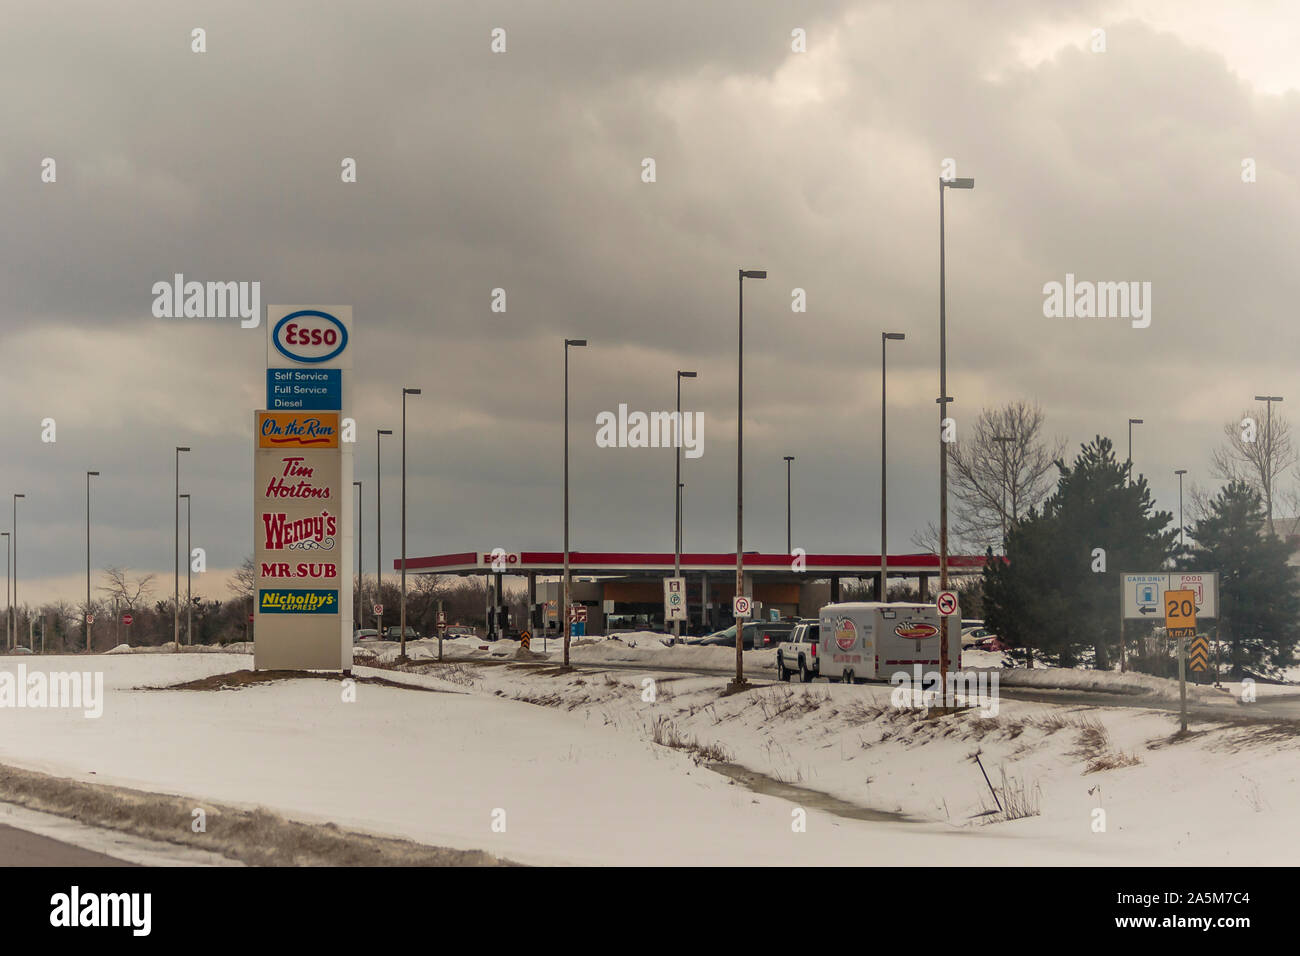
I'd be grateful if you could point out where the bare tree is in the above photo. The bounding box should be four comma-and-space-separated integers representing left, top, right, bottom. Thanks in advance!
946, 401, 1065, 552
1210, 405, 1297, 534
98, 566, 156, 610
228, 555, 256, 599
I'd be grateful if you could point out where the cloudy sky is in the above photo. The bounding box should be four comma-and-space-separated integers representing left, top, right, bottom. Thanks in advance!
2, 0, 1298, 605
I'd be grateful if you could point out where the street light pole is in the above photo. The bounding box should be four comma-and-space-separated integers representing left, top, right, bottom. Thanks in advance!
13, 494, 24, 650
734, 268, 766, 690
1175, 469, 1188, 553
1126, 419, 1143, 487
86, 471, 99, 651
881, 332, 905, 601
376, 429, 392, 634
1254, 395, 1283, 532
173, 447, 189, 651
563, 339, 587, 667
993, 435, 1014, 546
1, 532, 8, 650
675, 370, 696, 640
353, 479, 362, 632
400, 387, 421, 661
783, 456, 794, 557
939, 176, 973, 689
179, 493, 191, 645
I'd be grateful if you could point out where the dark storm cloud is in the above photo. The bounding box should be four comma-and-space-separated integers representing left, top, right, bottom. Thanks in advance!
0, 0, 1297, 599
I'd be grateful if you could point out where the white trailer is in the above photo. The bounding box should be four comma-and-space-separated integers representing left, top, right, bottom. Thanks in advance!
816, 602, 959, 683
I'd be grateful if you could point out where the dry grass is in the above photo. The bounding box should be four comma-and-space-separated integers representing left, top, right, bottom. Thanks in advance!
1051, 715, 1145, 774
651, 716, 733, 765
1083, 751, 1143, 774
0, 763, 514, 866
976, 766, 1042, 823
751, 685, 831, 721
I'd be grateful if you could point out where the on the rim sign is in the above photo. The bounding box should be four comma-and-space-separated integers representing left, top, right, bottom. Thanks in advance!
255, 306, 353, 671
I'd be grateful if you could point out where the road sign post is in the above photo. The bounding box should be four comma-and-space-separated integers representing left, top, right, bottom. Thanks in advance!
437, 600, 445, 661
1165, 588, 1196, 733
1189, 634, 1209, 683
1177, 633, 1187, 733
664, 576, 687, 631
1121, 572, 1218, 675
568, 604, 587, 638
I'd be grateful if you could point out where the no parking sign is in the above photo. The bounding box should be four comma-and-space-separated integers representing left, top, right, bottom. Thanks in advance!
733, 595, 752, 619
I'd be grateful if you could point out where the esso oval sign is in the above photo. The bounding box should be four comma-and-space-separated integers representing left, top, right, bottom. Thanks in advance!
272, 310, 349, 364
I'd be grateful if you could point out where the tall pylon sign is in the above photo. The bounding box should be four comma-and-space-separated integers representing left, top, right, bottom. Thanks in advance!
254, 306, 354, 670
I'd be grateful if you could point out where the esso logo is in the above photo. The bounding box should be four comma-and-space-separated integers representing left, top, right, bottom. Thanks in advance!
272, 310, 348, 364
835, 617, 857, 650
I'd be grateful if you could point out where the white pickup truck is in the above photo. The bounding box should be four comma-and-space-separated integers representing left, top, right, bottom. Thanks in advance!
776, 621, 820, 683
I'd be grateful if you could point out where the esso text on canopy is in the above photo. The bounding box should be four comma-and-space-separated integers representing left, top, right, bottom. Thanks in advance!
272, 310, 349, 364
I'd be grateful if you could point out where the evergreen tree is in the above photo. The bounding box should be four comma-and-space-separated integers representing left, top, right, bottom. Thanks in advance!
984, 436, 1176, 668
1182, 481, 1300, 676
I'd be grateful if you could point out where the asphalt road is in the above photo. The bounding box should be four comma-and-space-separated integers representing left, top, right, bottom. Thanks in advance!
0, 823, 134, 866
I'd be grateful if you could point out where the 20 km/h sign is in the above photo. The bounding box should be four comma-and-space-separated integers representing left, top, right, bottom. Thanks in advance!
1164, 588, 1197, 638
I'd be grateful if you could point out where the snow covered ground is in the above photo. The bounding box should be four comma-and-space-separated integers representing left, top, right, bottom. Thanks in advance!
0, 650, 1295, 865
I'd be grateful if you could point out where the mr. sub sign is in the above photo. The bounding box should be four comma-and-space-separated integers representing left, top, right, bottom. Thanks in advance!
254, 410, 344, 670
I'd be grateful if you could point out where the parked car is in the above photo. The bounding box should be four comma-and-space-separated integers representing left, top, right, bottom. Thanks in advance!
694, 622, 791, 650
697, 623, 756, 650
695, 624, 741, 647
961, 626, 997, 648
443, 625, 477, 639
755, 621, 797, 648
384, 625, 422, 641
970, 630, 1009, 652
776, 622, 820, 682
353, 628, 380, 643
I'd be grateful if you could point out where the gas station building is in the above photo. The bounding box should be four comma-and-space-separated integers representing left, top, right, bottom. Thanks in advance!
398, 550, 988, 638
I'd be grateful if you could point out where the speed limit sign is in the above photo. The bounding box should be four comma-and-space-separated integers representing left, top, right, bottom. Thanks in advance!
733, 595, 752, 619
937, 591, 959, 616
1165, 589, 1197, 637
